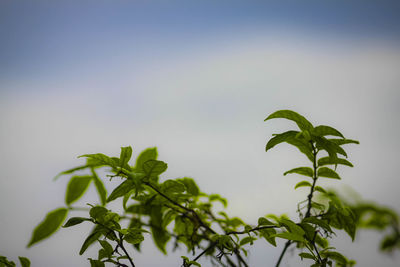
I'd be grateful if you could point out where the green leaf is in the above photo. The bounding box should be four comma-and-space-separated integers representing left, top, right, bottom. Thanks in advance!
18, 257, 30, 267
89, 258, 105, 267
107, 179, 135, 203
27, 208, 68, 247
0, 256, 15, 267
65, 175, 92, 205
240, 236, 256, 246
99, 240, 113, 256
120, 146, 133, 169
209, 194, 228, 207
135, 147, 158, 172
258, 228, 277, 246
312, 125, 344, 138
258, 217, 276, 226
318, 157, 353, 167
89, 206, 108, 221
151, 225, 170, 254
79, 225, 104, 255
53, 165, 89, 180
265, 131, 299, 151
78, 153, 118, 168
320, 251, 347, 264
329, 139, 359, 146
161, 209, 176, 228
294, 181, 312, 189
273, 232, 306, 242
161, 179, 186, 194
315, 186, 327, 193
63, 217, 92, 228
123, 229, 145, 245
279, 219, 305, 236
284, 167, 314, 178
264, 110, 314, 131
142, 160, 168, 182
315, 136, 347, 161
91, 168, 107, 206
288, 140, 314, 162
177, 177, 200, 196
299, 252, 315, 260
302, 217, 333, 233
317, 167, 341, 179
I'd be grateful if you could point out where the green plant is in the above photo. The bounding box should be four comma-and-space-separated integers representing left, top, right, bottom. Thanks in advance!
20, 110, 399, 267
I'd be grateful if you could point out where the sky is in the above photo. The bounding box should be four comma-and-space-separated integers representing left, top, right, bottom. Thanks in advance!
1, 1, 400, 266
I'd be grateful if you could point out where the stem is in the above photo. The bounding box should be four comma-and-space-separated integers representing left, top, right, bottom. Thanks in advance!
305, 142, 318, 218
118, 237, 135, 267
275, 240, 292, 267
187, 242, 217, 266
145, 181, 216, 234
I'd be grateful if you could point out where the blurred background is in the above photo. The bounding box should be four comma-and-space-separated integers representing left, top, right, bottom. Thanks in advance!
1, 1, 400, 266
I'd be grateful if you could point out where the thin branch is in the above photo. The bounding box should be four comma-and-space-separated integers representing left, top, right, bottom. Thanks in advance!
186, 242, 217, 266
275, 240, 292, 267
305, 142, 318, 218
118, 236, 136, 267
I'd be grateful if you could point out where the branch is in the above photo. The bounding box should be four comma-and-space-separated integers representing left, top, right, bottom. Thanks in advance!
275, 240, 292, 267
226, 225, 278, 235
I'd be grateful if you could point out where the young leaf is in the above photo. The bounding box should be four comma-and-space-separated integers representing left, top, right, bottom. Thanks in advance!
79, 225, 104, 255
120, 146, 133, 170
273, 232, 306, 242
316, 138, 346, 161
27, 208, 68, 247
177, 177, 200, 196
302, 217, 333, 233
258, 228, 277, 246
135, 147, 158, 171
63, 217, 92, 228
279, 219, 305, 236
294, 181, 312, 189
65, 176, 92, 205
142, 160, 168, 182
18, 257, 30, 267
258, 217, 276, 226
151, 225, 170, 254
89, 258, 105, 267
265, 130, 299, 151
329, 139, 359, 146
123, 229, 145, 245
240, 236, 256, 246
53, 165, 89, 180
312, 125, 344, 138
161, 179, 186, 194
299, 252, 315, 260
107, 179, 135, 203
320, 251, 348, 265
318, 157, 353, 167
284, 167, 314, 178
91, 168, 107, 206
78, 153, 118, 168
264, 110, 314, 131
317, 167, 341, 179
99, 240, 113, 256
315, 186, 327, 193
89, 206, 108, 221
285, 138, 314, 162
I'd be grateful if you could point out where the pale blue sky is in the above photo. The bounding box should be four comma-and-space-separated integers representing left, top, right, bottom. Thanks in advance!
1, 1, 400, 266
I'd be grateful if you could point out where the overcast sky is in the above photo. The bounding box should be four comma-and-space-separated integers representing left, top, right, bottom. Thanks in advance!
1, 1, 400, 266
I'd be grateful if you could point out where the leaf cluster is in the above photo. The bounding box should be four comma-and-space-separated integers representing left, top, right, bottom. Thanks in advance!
23, 110, 399, 267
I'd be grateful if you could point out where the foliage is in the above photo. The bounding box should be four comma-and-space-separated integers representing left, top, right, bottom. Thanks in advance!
4, 110, 397, 267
